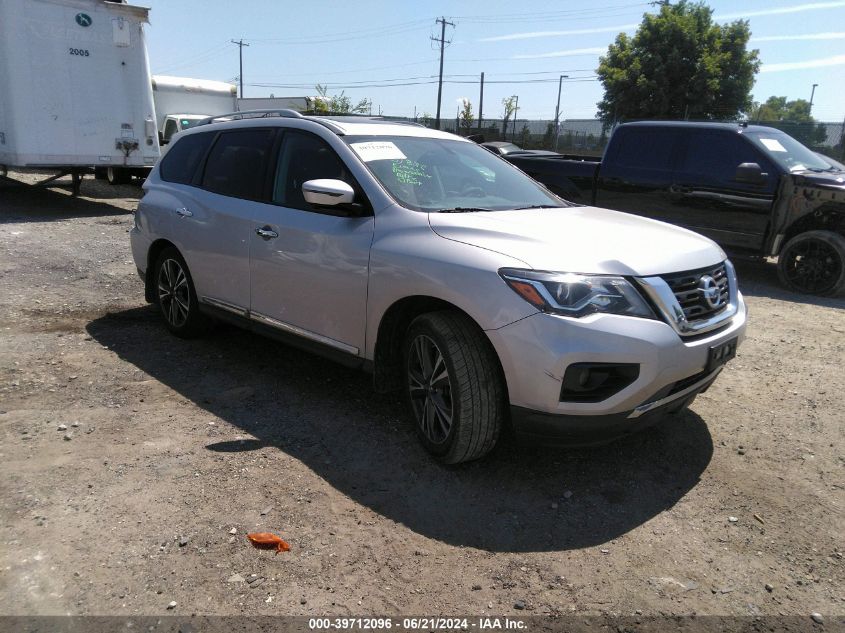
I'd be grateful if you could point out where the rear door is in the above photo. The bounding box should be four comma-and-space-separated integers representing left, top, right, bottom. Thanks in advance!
594, 127, 683, 220
171, 127, 277, 314
248, 130, 374, 356
670, 130, 776, 250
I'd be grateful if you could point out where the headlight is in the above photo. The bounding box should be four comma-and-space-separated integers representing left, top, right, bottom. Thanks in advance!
499, 268, 655, 319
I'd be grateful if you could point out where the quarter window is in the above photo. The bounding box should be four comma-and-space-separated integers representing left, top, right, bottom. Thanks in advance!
159, 132, 214, 185
201, 129, 276, 200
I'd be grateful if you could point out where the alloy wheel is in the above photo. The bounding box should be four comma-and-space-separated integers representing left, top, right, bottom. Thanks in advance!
407, 334, 454, 444
782, 238, 842, 295
157, 258, 190, 328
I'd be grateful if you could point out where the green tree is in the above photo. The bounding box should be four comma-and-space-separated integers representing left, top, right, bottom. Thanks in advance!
752, 96, 828, 146
313, 84, 370, 114
501, 96, 517, 136
542, 122, 556, 150
596, 1, 760, 123
519, 124, 531, 147
459, 98, 475, 134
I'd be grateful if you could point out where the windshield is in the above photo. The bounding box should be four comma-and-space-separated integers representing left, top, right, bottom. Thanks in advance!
745, 130, 840, 173
179, 118, 204, 131
344, 135, 568, 212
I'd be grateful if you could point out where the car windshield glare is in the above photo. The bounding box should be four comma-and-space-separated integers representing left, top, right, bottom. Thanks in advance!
745, 130, 833, 172
344, 135, 568, 212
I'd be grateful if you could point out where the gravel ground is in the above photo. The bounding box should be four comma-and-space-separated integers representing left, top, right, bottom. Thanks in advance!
0, 171, 843, 621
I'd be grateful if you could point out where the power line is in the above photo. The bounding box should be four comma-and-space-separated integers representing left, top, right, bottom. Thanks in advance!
246, 20, 432, 45
246, 77, 599, 90
449, 1, 650, 22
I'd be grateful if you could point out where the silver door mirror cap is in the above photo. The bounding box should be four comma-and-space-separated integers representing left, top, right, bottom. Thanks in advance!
302, 179, 355, 206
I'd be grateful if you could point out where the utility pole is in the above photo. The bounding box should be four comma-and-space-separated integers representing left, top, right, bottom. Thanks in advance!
553, 74, 569, 151
432, 17, 454, 130
231, 39, 250, 99
477, 72, 485, 131
511, 95, 519, 142
809, 83, 819, 113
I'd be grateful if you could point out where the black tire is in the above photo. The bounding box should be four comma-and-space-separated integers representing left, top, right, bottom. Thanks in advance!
106, 166, 131, 185
777, 230, 845, 297
403, 311, 505, 464
153, 247, 209, 338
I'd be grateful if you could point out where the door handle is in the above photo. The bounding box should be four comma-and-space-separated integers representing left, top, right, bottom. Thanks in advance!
175, 207, 193, 217
256, 226, 279, 239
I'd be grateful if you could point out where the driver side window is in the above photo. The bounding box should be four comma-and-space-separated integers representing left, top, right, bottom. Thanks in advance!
273, 132, 355, 211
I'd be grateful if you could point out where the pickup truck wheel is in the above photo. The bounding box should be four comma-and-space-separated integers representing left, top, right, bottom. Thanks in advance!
154, 247, 209, 338
403, 311, 504, 464
777, 230, 845, 296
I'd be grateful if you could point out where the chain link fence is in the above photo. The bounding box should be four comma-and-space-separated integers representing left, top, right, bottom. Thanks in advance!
393, 115, 845, 160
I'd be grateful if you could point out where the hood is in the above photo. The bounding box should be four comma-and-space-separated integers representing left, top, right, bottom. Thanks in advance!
429, 206, 726, 277
791, 170, 845, 190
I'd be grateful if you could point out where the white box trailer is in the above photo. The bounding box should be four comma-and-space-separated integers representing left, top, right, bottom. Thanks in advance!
0, 0, 159, 192
152, 75, 237, 145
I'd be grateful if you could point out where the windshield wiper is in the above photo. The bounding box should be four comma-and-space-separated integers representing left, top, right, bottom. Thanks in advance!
437, 207, 495, 213
512, 204, 562, 210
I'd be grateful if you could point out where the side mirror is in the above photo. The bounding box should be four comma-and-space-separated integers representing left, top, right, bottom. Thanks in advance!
302, 179, 355, 207
735, 162, 767, 184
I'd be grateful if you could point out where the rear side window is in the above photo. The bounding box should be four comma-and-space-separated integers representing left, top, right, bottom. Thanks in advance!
610, 128, 678, 171
159, 132, 214, 184
201, 129, 276, 200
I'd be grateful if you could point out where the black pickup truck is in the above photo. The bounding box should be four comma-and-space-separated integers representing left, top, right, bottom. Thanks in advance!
504, 121, 845, 296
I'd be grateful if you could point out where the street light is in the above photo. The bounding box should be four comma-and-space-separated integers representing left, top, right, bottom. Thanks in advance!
554, 74, 570, 152
511, 95, 519, 142
809, 83, 819, 113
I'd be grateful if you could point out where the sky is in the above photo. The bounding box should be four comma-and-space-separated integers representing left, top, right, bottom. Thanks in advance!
141, 0, 845, 123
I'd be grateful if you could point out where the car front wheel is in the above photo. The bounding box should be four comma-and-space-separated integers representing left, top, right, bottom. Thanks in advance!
403, 311, 505, 464
777, 230, 845, 296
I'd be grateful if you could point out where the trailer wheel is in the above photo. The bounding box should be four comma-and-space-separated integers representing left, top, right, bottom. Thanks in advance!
777, 230, 845, 297
107, 167, 131, 185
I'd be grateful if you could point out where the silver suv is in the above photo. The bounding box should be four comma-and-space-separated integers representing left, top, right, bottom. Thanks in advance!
130, 110, 747, 463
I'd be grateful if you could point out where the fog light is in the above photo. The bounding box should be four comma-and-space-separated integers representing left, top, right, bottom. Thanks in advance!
560, 363, 639, 403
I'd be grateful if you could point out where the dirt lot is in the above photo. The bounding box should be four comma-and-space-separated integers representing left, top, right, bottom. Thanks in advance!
0, 171, 843, 621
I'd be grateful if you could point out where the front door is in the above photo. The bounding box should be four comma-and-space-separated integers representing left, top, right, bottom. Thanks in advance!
670, 130, 776, 251
249, 130, 374, 356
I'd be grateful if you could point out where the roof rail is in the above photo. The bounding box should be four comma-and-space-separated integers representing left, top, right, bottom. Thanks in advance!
196, 109, 304, 126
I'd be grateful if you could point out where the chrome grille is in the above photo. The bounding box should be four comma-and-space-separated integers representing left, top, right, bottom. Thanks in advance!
660, 263, 730, 321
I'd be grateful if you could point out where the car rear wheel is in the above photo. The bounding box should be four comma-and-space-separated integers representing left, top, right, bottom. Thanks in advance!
154, 247, 208, 338
403, 311, 505, 464
777, 230, 845, 296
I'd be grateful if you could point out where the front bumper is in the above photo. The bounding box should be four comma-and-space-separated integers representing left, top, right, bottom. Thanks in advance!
486, 293, 746, 442
510, 367, 720, 445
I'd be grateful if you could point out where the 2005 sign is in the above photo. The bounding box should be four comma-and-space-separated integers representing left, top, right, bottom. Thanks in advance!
69, 48, 90, 57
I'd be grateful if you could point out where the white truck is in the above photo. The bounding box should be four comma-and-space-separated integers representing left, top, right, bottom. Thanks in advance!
0, 0, 159, 194
151, 75, 237, 146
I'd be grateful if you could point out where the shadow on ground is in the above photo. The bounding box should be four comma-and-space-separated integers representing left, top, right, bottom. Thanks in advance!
86, 306, 714, 553
0, 173, 139, 223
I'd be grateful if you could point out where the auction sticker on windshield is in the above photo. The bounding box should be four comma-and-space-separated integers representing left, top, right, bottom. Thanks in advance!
759, 138, 787, 152
350, 141, 406, 162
